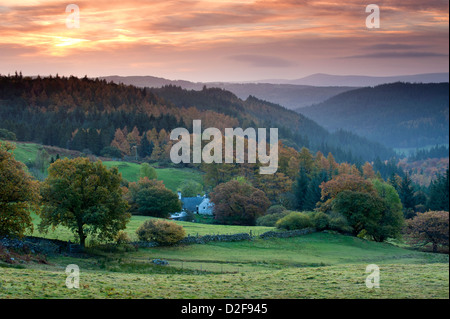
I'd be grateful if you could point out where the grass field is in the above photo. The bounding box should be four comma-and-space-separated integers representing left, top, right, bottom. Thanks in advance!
1, 231, 448, 299
1, 263, 448, 299
28, 213, 275, 242
4, 140, 41, 163
2, 140, 204, 192
6, 216, 448, 299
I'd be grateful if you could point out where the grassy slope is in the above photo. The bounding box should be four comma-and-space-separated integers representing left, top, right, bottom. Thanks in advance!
125, 232, 448, 273
102, 161, 204, 191
15, 217, 450, 299
2, 140, 204, 192
4, 141, 41, 163
1, 232, 448, 299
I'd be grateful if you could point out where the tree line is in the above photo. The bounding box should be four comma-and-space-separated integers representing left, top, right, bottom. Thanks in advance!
1, 141, 448, 252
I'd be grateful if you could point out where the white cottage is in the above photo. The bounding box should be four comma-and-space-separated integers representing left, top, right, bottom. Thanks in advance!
170, 192, 214, 219
197, 197, 214, 215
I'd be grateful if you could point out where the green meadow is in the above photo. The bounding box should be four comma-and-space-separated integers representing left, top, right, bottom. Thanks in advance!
1, 230, 448, 299
1, 217, 446, 299
3, 140, 204, 192
102, 161, 204, 191
28, 213, 274, 242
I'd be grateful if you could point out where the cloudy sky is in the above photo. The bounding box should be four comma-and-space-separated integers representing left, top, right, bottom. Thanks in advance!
0, 0, 448, 81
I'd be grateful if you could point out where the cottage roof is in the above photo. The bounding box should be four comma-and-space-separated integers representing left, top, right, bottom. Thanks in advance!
181, 197, 203, 212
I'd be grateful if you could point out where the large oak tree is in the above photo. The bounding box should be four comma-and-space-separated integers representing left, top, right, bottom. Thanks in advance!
40, 157, 130, 248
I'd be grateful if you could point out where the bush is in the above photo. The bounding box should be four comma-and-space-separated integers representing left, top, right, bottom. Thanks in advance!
256, 211, 289, 227
136, 219, 186, 246
309, 211, 330, 231
276, 211, 313, 231
328, 212, 353, 233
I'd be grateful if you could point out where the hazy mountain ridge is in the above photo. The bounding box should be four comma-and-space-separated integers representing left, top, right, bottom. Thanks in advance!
255, 72, 450, 87
100, 75, 355, 109
296, 82, 450, 149
100, 73, 448, 110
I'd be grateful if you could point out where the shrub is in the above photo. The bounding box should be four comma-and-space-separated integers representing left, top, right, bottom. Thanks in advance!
328, 212, 352, 233
309, 211, 330, 231
276, 211, 313, 231
256, 211, 289, 227
136, 219, 186, 246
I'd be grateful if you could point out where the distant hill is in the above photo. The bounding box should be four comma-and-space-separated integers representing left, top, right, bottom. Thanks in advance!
0, 74, 395, 162
100, 75, 355, 109
297, 82, 449, 149
256, 73, 450, 87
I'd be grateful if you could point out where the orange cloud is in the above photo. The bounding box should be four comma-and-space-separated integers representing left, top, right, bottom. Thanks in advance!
0, 0, 448, 80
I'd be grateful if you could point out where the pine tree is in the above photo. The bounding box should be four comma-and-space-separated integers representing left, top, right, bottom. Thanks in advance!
138, 132, 153, 158
399, 174, 416, 218
428, 168, 449, 212
293, 167, 309, 210
304, 171, 328, 211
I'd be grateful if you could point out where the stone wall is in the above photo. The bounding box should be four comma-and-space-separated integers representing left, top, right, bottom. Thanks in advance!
258, 228, 315, 239
0, 236, 66, 255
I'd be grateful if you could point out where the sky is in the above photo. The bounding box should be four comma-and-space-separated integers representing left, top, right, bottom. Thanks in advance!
0, 0, 448, 82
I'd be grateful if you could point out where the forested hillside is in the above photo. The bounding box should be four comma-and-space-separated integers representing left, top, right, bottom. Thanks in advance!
0, 74, 394, 162
297, 83, 449, 149
149, 85, 395, 162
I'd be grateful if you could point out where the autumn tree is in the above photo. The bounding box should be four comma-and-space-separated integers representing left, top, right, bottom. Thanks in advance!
127, 126, 141, 147
40, 158, 130, 248
254, 172, 292, 203
110, 128, 130, 156
0, 142, 40, 238
318, 174, 377, 212
210, 179, 270, 225
405, 211, 449, 252
362, 162, 376, 179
